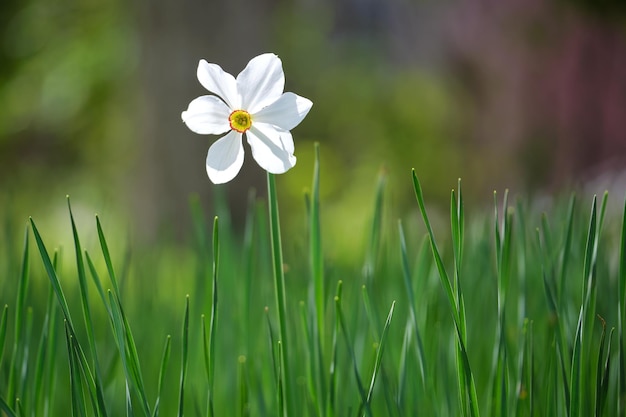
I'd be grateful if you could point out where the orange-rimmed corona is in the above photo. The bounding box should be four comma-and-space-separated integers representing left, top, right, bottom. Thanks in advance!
228, 110, 252, 133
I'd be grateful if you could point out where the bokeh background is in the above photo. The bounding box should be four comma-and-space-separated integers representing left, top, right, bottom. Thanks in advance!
2, 0, 626, 245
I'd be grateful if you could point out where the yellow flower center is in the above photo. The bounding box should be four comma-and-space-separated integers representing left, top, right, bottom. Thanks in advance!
229, 110, 252, 133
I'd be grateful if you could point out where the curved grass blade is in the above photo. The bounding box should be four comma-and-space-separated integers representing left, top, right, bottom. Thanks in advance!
363, 301, 395, 412
152, 335, 171, 417
595, 317, 613, 417
0, 396, 17, 417
29, 218, 74, 326
67, 198, 109, 417
412, 171, 480, 417
570, 310, 583, 417
97, 216, 150, 416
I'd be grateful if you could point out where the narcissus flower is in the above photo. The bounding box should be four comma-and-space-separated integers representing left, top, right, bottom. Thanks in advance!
182, 53, 313, 184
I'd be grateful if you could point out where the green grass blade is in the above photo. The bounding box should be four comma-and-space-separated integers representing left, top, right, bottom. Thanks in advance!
177, 296, 190, 417
29, 218, 74, 326
152, 335, 171, 417
96, 215, 122, 297
537, 227, 570, 412
327, 281, 342, 417
267, 172, 292, 417
65, 325, 88, 417
67, 198, 109, 417
310, 142, 325, 344
277, 341, 285, 417
33, 286, 54, 416
570, 308, 583, 417
98, 215, 150, 416
84, 251, 113, 318
299, 301, 321, 417
362, 286, 380, 341
0, 396, 17, 417
308, 143, 327, 417
203, 216, 220, 417
0, 305, 7, 368
335, 294, 371, 417
595, 317, 612, 417
397, 220, 426, 386
238, 355, 249, 417
8, 226, 30, 406
363, 170, 386, 283
412, 170, 480, 417
265, 306, 279, 386
515, 319, 534, 416
411, 171, 460, 329
364, 301, 395, 409
558, 195, 577, 309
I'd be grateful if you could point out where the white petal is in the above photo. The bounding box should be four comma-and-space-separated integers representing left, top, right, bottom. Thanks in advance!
182, 95, 231, 135
197, 59, 241, 109
246, 123, 296, 174
206, 130, 245, 184
253, 92, 313, 131
237, 53, 285, 114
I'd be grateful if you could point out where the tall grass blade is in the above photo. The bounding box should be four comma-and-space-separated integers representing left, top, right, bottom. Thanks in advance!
558, 195, 576, 310
412, 170, 480, 417
152, 335, 171, 417
8, 227, 30, 407
97, 216, 150, 416
310, 142, 324, 342
363, 301, 395, 412
309, 143, 327, 417
29, 218, 74, 324
177, 296, 190, 417
570, 310, 583, 417
537, 227, 570, 413
595, 317, 612, 417
67, 198, 109, 417
204, 216, 220, 417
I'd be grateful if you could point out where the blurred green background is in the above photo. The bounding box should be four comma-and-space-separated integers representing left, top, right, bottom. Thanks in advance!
1, 0, 626, 244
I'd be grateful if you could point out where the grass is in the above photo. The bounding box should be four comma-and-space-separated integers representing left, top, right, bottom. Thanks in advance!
1, 146, 626, 416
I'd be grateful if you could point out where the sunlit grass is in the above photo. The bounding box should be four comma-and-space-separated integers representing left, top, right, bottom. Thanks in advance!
1, 146, 625, 416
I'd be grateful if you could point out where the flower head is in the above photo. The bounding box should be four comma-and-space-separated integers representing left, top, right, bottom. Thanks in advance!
182, 53, 313, 184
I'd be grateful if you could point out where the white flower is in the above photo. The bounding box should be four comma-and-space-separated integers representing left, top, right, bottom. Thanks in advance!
181, 53, 313, 184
